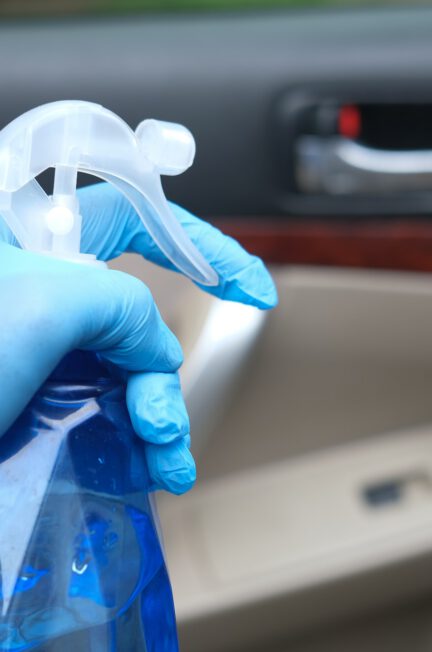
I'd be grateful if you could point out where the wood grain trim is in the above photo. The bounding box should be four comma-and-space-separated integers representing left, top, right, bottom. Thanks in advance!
213, 219, 432, 273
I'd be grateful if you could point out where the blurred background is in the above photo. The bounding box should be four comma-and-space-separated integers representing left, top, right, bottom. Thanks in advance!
3, 0, 432, 650
0, 0, 424, 15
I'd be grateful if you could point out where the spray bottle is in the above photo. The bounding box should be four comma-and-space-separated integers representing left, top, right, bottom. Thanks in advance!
0, 101, 217, 651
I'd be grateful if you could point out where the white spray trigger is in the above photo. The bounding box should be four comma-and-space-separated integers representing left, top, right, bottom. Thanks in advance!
0, 100, 218, 286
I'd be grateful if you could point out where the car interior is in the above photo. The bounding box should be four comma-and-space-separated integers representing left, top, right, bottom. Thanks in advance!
2, 1, 432, 650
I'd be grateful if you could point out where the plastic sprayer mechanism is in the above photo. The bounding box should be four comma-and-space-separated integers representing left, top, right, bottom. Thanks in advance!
0, 100, 218, 285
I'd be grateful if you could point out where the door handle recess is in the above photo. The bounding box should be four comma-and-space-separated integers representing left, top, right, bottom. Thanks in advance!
296, 135, 432, 195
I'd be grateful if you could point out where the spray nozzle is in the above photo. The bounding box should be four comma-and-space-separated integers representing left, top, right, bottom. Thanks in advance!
0, 100, 218, 285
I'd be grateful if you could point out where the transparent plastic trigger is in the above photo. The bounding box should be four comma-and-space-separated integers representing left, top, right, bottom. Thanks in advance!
0, 100, 218, 286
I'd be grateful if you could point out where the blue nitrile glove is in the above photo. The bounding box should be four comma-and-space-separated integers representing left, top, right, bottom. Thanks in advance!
0, 182, 277, 494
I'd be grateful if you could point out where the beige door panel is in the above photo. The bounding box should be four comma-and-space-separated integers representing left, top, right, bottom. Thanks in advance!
111, 257, 432, 650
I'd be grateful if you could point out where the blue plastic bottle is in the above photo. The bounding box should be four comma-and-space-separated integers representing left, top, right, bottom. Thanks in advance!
0, 101, 217, 651
0, 351, 178, 651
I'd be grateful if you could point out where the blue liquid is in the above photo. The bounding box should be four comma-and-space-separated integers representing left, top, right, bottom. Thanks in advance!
0, 352, 179, 651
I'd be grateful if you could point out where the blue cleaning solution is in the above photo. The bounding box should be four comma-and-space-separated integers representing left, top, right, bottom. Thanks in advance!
0, 351, 179, 651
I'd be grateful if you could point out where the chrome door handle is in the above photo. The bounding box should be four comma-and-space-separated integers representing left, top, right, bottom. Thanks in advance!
296, 136, 432, 195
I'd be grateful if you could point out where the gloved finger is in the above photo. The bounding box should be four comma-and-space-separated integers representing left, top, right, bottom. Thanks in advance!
126, 371, 189, 445
136, 202, 278, 310
76, 267, 183, 374
78, 183, 278, 310
145, 436, 196, 495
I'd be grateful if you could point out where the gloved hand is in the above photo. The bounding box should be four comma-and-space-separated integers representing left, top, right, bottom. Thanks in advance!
0, 182, 277, 494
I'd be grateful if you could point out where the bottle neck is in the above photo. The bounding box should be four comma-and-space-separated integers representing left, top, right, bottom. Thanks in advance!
48, 350, 116, 385
40, 350, 120, 402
